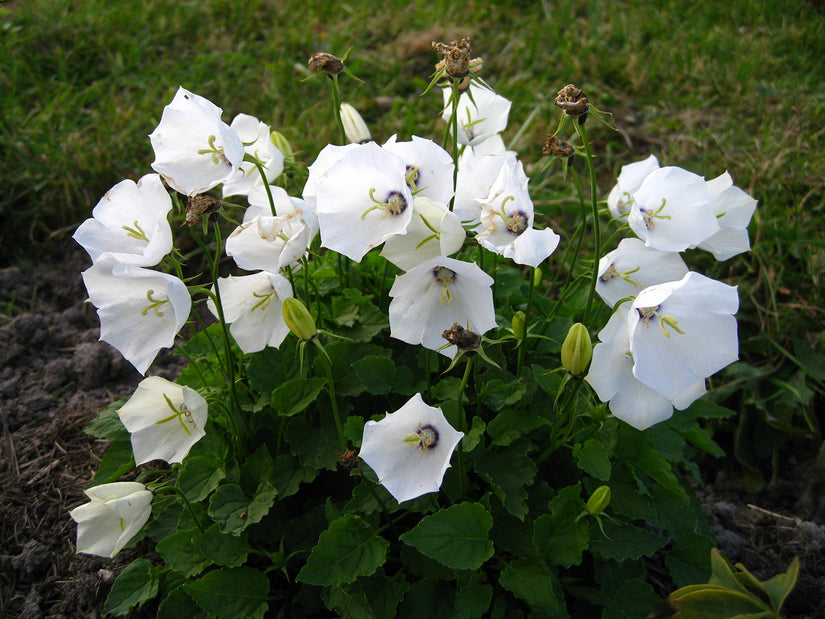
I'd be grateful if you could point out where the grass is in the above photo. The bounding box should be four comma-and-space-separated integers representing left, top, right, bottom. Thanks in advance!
2, 0, 824, 479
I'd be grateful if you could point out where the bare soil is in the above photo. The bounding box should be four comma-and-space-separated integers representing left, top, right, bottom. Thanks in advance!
1, 242, 823, 618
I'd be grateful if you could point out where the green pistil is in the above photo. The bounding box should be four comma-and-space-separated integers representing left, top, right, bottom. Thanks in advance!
599, 264, 641, 287
122, 221, 149, 242
414, 213, 440, 250
196, 134, 230, 166
495, 196, 527, 235
406, 166, 420, 192
637, 305, 685, 338
154, 392, 195, 436
642, 198, 671, 229
462, 107, 487, 141
616, 191, 633, 215
250, 288, 277, 312
140, 289, 169, 318
433, 266, 455, 306
361, 188, 408, 220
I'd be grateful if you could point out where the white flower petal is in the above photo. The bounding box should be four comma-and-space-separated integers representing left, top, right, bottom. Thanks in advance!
383, 135, 455, 204
606, 155, 660, 220
442, 85, 511, 146
222, 113, 285, 198
380, 197, 465, 270
70, 482, 152, 558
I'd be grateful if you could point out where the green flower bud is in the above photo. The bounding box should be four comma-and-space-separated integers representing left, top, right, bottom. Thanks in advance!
270, 131, 295, 165
533, 266, 543, 287
561, 322, 592, 375
282, 297, 317, 341
585, 485, 611, 515
512, 311, 526, 344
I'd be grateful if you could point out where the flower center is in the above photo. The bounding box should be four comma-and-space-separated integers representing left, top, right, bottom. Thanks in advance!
141, 289, 170, 318
599, 263, 640, 286
433, 266, 456, 306
122, 220, 149, 243
155, 393, 197, 436
362, 188, 409, 220
403, 423, 440, 451
640, 198, 671, 230
250, 286, 278, 312
636, 304, 685, 338
615, 191, 633, 215
405, 165, 421, 192
197, 134, 231, 167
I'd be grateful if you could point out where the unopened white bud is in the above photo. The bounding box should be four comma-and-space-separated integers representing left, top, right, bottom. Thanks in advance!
340, 102, 371, 144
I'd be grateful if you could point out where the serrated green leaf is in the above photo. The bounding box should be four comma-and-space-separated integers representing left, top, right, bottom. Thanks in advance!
103, 559, 159, 617
84, 399, 129, 441
400, 502, 494, 570
297, 513, 389, 586
481, 378, 528, 412
353, 355, 395, 395
247, 340, 299, 393
178, 455, 226, 502
193, 525, 252, 568
363, 570, 409, 619
285, 413, 341, 470
271, 376, 327, 417
486, 407, 548, 447
533, 485, 590, 568
590, 519, 667, 561
156, 587, 210, 619
184, 567, 269, 619
156, 529, 211, 578
632, 443, 688, 499
666, 533, 714, 587
499, 559, 568, 617
90, 440, 134, 486
322, 583, 374, 619
454, 572, 493, 619
207, 481, 277, 535
603, 578, 660, 619
462, 416, 486, 452
270, 453, 314, 499
572, 438, 612, 481
473, 441, 537, 520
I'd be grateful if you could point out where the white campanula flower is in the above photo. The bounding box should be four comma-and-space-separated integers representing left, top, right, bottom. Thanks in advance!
69, 482, 153, 558
118, 376, 207, 465
629, 272, 739, 403
149, 86, 244, 196
606, 155, 660, 221
697, 171, 758, 260
585, 309, 706, 430
302, 143, 359, 211
475, 160, 560, 268
383, 135, 454, 205
442, 84, 511, 146
340, 102, 371, 144
458, 133, 515, 162
247, 184, 319, 241
73, 174, 173, 268
81, 259, 191, 375
627, 166, 720, 252
208, 271, 293, 354
313, 142, 413, 262
359, 393, 464, 503
380, 197, 465, 271
226, 211, 311, 273
595, 238, 689, 308
388, 256, 496, 357
221, 113, 285, 198
453, 151, 518, 229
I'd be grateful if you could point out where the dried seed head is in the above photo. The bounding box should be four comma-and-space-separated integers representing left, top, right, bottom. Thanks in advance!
308, 52, 344, 75
442, 323, 482, 352
338, 449, 360, 470
185, 195, 221, 226
554, 84, 589, 117
542, 134, 575, 158
432, 37, 472, 78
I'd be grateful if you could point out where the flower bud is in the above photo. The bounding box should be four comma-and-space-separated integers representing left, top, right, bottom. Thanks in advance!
308, 52, 344, 75
340, 103, 371, 144
270, 131, 295, 165
561, 322, 592, 375
585, 485, 611, 515
512, 311, 526, 344
533, 266, 543, 288
282, 297, 317, 341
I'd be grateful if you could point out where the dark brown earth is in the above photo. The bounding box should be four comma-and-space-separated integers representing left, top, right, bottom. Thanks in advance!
1, 241, 823, 618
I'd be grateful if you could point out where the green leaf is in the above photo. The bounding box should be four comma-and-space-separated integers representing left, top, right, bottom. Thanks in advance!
572, 438, 612, 481
193, 525, 253, 568
103, 559, 160, 617
285, 413, 341, 470
485, 407, 548, 447
462, 416, 486, 452
84, 399, 129, 441
481, 377, 529, 412
590, 519, 667, 561
603, 578, 660, 619
271, 376, 328, 417
363, 569, 409, 619
297, 513, 389, 586
400, 502, 494, 570
184, 567, 269, 619
632, 443, 688, 499
156, 529, 212, 578
271, 453, 315, 499
533, 484, 590, 568
669, 586, 771, 617
156, 587, 208, 619
178, 455, 226, 502
454, 572, 493, 619
666, 533, 714, 587
760, 556, 800, 611
322, 583, 374, 619
207, 481, 277, 535
91, 440, 134, 486
498, 559, 568, 617
353, 355, 395, 395
473, 441, 537, 520
247, 340, 298, 393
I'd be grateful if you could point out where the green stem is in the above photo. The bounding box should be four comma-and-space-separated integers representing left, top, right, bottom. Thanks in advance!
313, 339, 347, 450
330, 74, 346, 145
576, 121, 601, 326
455, 355, 474, 498
449, 76, 461, 210
517, 267, 536, 376
251, 159, 277, 216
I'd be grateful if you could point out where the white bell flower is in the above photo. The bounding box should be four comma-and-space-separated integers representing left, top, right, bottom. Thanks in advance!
627, 166, 720, 252
313, 142, 413, 262
69, 482, 153, 558
388, 256, 496, 357
302, 142, 359, 212
73, 173, 173, 267
696, 171, 758, 260
81, 259, 191, 375
606, 155, 660, 221
441, 84, 511, 146
629, 272, 739, 403
226, 211, 310, 273
221, 113, 285, 198
208, 271, 293, 354
118, 376, 208, 465
359, 393, 464, 503
380, 197, 465, 271
595, 238, 689, 308
149, 86, 244, 196
383, 135, 455, 205
247, 185, 319, 243
453, 151, 518, 229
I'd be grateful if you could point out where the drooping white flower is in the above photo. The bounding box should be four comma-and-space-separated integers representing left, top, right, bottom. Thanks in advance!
627, 166, 720, 252
696, 171, 758, 260
388, 256, 496, 357
442, 84, 511, 146
340, 102, 371, 144
208, 271, 293, 354
226, 211, 311, 272
359, 393, 464, 503
118, 376, 207, 465
383, 135, 454, 205
475, 160, 560, 267
453, 151, 518, 229
69, 482, 153, 558
313, 142, 413, 262
606, 155, 660, 221
221, 113, 285, 198
595, 238, 689, 308
629, 272, 739, 403
380, 197, 465, 270
247, 184, 319, 243
73, 174, 173, 267
302, 143, 359, 212
81, 259, 191, 375
149, 86, 244, 196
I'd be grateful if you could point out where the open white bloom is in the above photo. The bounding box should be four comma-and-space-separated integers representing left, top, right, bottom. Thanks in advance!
118, 376, 207, 465
359, 393, 464, 503
313, 142, 413, 262
453, 151, 518, 229
302, 143, 359, 211
247, 184, 319, 242
226, 211, 310, 272
475, 160, 560, 268
458, 133, 514, 163
442, 84, 511, 146
388, 256, 496, 357
627, 166, 720, 252
380, 197, 465, 270
81, 259, 191, 375
585, 309, 706, 430
696, 171, 758, 260
340, 102, 371, 144
73, 174, 173, 267
149, 86, 244, 196
595, 238, 689, 308
208, 271, 293, 354
629, 272, 739, 403
221, 113, 285, 198
69, 482, 153, 558
606, 155, 660, 221
383, 135, 454, 205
